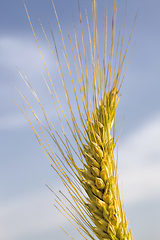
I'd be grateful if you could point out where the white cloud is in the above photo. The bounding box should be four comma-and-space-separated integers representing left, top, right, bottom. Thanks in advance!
0, 35, 54, 75
0, 187, 68, 240
0, 103, 58, 131
117, 113, 160, 205
0, 35, 76, 132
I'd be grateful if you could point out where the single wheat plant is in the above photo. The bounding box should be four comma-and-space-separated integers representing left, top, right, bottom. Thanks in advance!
13, 0, 137, 239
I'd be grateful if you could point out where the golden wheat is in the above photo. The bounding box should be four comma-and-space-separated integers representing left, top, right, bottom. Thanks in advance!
14, 0, 137, 239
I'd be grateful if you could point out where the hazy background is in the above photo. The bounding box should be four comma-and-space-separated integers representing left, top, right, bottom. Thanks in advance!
1, 0, 160, 239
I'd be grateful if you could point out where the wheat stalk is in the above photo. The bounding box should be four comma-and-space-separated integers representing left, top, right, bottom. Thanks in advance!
13, 0, 137, 239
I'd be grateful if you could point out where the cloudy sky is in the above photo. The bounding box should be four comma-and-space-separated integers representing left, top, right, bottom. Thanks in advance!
1, 0, 160, 239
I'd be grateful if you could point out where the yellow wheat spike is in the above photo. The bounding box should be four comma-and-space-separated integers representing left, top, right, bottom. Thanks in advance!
13, 0, 137, 239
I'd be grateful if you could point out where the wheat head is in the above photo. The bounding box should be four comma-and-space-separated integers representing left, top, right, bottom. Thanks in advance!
13, 0, 137, 239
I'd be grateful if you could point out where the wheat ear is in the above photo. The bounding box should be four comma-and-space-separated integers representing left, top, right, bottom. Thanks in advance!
13, 0, 137, 239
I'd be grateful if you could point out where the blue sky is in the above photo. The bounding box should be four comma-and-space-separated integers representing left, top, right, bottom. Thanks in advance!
0, 0, 160, 239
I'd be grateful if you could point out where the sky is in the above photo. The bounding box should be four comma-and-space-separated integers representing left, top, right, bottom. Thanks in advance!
0, 0, 160, 239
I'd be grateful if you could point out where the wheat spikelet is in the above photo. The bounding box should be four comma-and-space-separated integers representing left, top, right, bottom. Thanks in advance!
13, 0, 137, 239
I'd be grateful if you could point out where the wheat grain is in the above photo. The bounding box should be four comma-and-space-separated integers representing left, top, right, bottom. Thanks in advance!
14, 0, 137, 239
